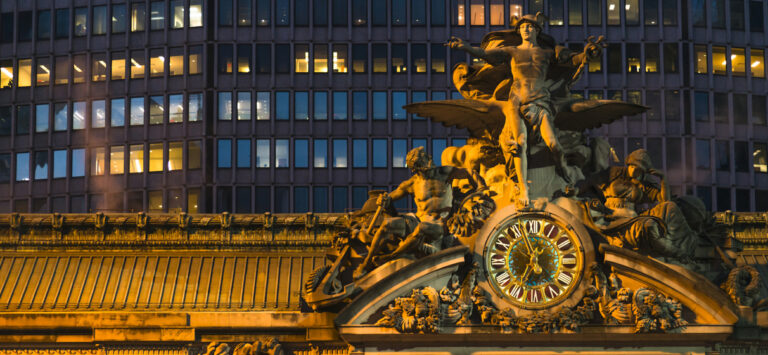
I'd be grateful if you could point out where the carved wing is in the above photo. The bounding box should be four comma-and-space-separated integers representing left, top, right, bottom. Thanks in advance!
555, 100, 649, 131
404, 99, 505, 138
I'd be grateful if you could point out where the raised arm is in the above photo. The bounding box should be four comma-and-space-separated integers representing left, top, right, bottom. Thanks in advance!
446, 37, 510, 66
388, 177, 414, 203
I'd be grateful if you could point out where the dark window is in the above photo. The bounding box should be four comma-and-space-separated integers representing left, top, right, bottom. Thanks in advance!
352, 44, 367, 73
332, 187, 348, 212
353, 0, 367, 25
644, 0, 658, 25
257, 0, 270, 25
315, 0, 328, 25
112, 5, 126, 33
731, 0, 745, 30
432, 44, 446, 73
149, 2, 164, 30
295, 139, 309, 167
352, 187, 368, 209
218, 139, 232, 168
353, 139, 367, 167
758, 190, 768, 211
753, 95, 766, 125
587, 0, 601, 25
255, 44, 271, 73
219, 0, 234, 26
692, 0, 705, 27
34, 151, 48, 180
695, 92, 709, 122
412, 0, 426, 25
716, 188, 731, 211
392, 0, 406, 25
333, 0, 347, 25
711, 0, 725, 28
549, 0, 564, 25
313, 186, 328, 212
734, 141, 749, 172
392, 92, 406, 119
734, 94, 748, 124
0, 13, 13, 43
295, 92, 309, 120
275, 44, 290, 73
238, 0, 252, 26
236, 187, 251, 213
626, 44, 641, 73
373, 139, 387, 167
295, 187, 309, 212
38, 10, 51, 39
696, 139, 711, 169
569, 0, 583, 25
295, 0, 309, 25
714, 93, 728, 123
276, 91, 289, 120
353, 91, 367, 120
607, 44, 622, 73
750, 1, 764, 32
392, 44, 406, 73
333, 92, 347, 120
55, 9, 69, 38
0, 107, 10, 135
0, 154, 10, 183
662, 0, 676, 25
276, 0, 290, 25
219, 44, 233, 73
237, 139, 251, 168
663, 43, 678, 73
431, 0, 446, 25
716, 140, 730, 171
373, 91, 387, 119
255, 187, 271, 212
18, 11, 32, 41
314, 92, 328, 120
412, 44, 427, 73
373, 44, 387, 72
666, 138, 682, 171
16, 105, 30, 135
372, 0, 386, 25
735, 189, 750, 211
646, 91, 661, 121
645, 43, 659, 72
93, 6, 107, 35
216, 187, 232, 213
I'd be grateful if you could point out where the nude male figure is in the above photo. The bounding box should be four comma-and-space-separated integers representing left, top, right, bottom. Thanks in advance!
353, 147, 477, 279
447, 14, 601, 208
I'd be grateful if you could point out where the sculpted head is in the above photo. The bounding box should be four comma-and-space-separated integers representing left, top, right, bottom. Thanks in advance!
511, 13, 544, 42
625, 149, 654, 180
406, 147, 433, 174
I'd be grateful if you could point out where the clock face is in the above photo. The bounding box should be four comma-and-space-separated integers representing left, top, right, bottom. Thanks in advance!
484, 213, 584, 310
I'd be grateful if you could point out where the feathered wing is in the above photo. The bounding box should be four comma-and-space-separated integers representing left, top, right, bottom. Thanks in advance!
404, 99, 505, 139
555, 100, 649, 131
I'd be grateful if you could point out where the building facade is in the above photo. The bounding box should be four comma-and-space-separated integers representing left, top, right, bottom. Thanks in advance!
0, 0, 767, 214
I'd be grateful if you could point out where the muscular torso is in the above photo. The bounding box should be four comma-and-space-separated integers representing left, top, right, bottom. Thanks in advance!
505, 46, 554, 104
410, 169, 453, 222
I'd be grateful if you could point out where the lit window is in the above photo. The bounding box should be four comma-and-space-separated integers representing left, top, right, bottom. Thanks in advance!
333, 44, 348, 73
235, 139, 251, 169
72, 149, 85, 177
732, 48, 746, 77
488, 0, 504, 25
110, 146, 125, 174
35, 104, 49, 132
54, 56, 68, 85
352, 44, 366, 73
333, 139, 347, 168
238, 0, 252, 26
314, 139, 328, 168
373, 139, 387, 168
694, 45, 708, 74
314, 44, 329, 73
149, 96, 164, 124
627, 44, 641, 73
712, 46, 727, 75
549, 0, 564, 25
188, 141, 202, 169
189, 45, 203, 75
276, 139, 289, 167
92, 147, 105, 176
150, 1, 165, 30
468, 0, 484, 25
16, 152, 30, 181
314, 91, 328, 120
755, 143, 768, 173
150, 49, 165, 77
569, 0, 583, 25
168, 141, 182, 171
73, 54, 86, 84
238, 44, 251, 73
453, 0, 465, 25
169, 94, 183, 123
149, 143, 163, 172
353, 139, 367, 167
74, 7, 87, 36
218, 92, 232, 120
295, 139, 309, 167
13, 59, 30, 87
237, 92, 251, 120
607, 0, 620, 25
256, 139, 270, 167
190, 0, 204, 27
625, 0, 639, 25
130, 50, 145, 79
189, 93, 203, 122
392, 45, 406, 73
54, 103, 67, 131
751, 49, 765, 78
131, 3, 146, 32
92, 53, 107, 81
92, 100, 106, 128
393, 139, 407, 167
112, 5, 126, 33
53, 150, 66, 179
294, 44, 309, 73
188, 188, 200, 213
257, 92, 270, 120
111, 98, 125, 127
645, 44, 659, 72
149, 191, 163, 212
36, 57, 50, 86
111, 52, 126, 80
412, 44, 427, 73
373, 44, 387, 73
295, 92, 309, 120
130, 144, 144, 173
171, 0, 184, 28
130, 97, 144, 125
218, 44, 233, 73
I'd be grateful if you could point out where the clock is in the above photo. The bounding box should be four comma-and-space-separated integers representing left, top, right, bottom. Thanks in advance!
474, 201, 595, 314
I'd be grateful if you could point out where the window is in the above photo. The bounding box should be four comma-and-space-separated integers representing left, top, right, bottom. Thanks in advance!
71, 54, 86, 84
606, 0, 620, 25
752, 49, 765, 78
276, 0, 290, 25
392, 92, 407, 120
254, 44, 270, 73
333, 92, 347, 120
717, 188, 731, 211
314, 44, 329, 73
219, 44, 233, 73
189, 45, 203, 75
257, 0, 270, 25
393, 0, 406, 25
295, 139, 309, 168
314, 186, 328, 212
257, 92, 270, 120
38, 10, 51, 39
276, 139, 289, 167
149, 96, 164, 124
16, 153, 30, 181
92, 147, 105, 176
150, 49, 164, 77
664, 43, 678, 73
188, 141, 202, 169
54, 56, 68, 85
333, 139, 348, 168
220, 140, 235, 169
14, 59, 30, 88
754, 143, 767, 173
295, 92, 309, 120
237, 139, 251, 168
149, 143, 163, 172
333, 44, 348, 73
171, 0, 185, 28
72, 149, 85, 177
112, 5, 127, 33
712, 0, 726, 28
55, 9, 69, 38
295, 0, 309, 25
187, 93, 203, 122
0, 154, 9, 183
694, 45, 708, 74
353, 0, 367, 25
333, 187, 348, 212
750, 1, 764, 32
373, 44, 387, 73
111, 98, 125, 127
234, 186, 251, 213
352, 91, 367, 120
295, 187, 309, 212
190, 0, 203, 27
238, 0, 251, 26
237, 92, 251, 120
412, 91, 426, 119
315, 0, 329, 25
36, 57, 50, 86
130, 144, 144, 173
236, 44, 252, 74
695, 92, 709, 122
587, 0, 601, 25
549, 0, 564, 25
256, 139, 270, 167
692, 0, 705, 27
276, 92, 289, 120
392, 44, 407, 73
352, 44, 367, 73
371, 0, 386, 25
130, 97, 144, 125
332, 0, 347, 25
73, 7, 87, 36
92, 53, 107, 81
626, 44, 641, 73
314, 91, 328, 120
165, 47, 183, 76
662, 0, 676, 25
353, 139, 367, 167
53, 150, 66, 179
716, 140, 730, 171
295, 44, 309, 73
735, 141, 749, 172
430, 44, 447, 73
712, 46, 726, 75
131, 50, 146, 79
112, 52, 126, 80
373, 91, 387, 120
373, 139, 387, 168
92, 100, 106, 128
132, 3, 147, 31
315, 139, 328, 168
35, 104, 49, 132
16, 106, 30, 135
110, 146, 125, 174
408, 44, 427, 73
0, 60, 11, 89
218, 92, 232, 120
54, 103, 67, 131
607, 44, 621, 73
645, 44, 659, 72
731, 0, 745, 30
393, 139, 407, 167
731, 48, 746, 77
0, 107, 8, 136
734, 94, 748, 124
696, 139, 711, 169
753, 95, 766, 125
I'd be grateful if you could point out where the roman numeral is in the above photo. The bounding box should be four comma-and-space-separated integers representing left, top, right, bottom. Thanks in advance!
557, 237, 572, 250
495, 272, 511, 286
528, 289, 540, 303
545, 284, 561, 299
543, 224, 559, 239
509, 284, 523, 298
561, 254, 577, 267
526, 220, 541, 234
509, 225, 523, 239
557, 272, 573, 285
495, 237, 510, 251
491, 255, 506, 267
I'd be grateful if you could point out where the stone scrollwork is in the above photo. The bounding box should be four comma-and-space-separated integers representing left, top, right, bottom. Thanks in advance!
375, 286, 442, 333
201, 339, 283, 355
447, 191, 496, 239
721, 265, 762, 307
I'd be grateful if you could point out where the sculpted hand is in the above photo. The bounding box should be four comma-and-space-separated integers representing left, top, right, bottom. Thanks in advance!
445, 36, 468, 50
377, 193, 391, 208
584, 35, 606, 58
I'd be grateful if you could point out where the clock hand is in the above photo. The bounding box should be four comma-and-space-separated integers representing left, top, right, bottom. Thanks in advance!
517, 220, 534, 254
530, 247, 543, 275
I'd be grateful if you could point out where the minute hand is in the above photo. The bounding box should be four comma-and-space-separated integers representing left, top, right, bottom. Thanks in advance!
518, 220, 535, 254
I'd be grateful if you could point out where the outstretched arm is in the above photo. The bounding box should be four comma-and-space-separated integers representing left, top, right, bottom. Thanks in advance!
388, 177, 414, 203
446, 37, 510, 66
